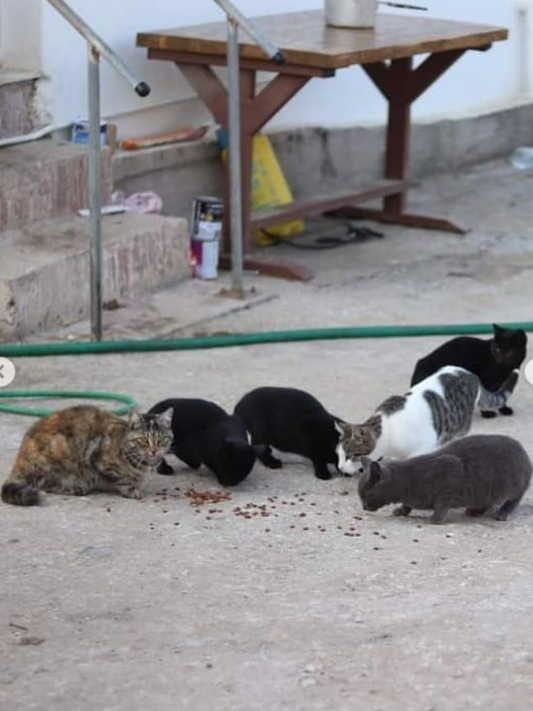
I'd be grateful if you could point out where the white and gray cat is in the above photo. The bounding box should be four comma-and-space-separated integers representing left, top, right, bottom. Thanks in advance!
336, 365, 517, 475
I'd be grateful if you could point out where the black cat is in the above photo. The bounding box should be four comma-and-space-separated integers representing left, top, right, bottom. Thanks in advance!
410, 324, 527, 418
233, 386, 342, 480
148, 398, 256, 487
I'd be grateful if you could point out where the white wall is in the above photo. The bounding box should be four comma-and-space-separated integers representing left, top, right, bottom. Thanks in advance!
14, 0, 533, 136
0, 0, 42, 69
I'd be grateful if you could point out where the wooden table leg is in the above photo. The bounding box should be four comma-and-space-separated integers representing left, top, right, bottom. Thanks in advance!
343, 50, 469, 234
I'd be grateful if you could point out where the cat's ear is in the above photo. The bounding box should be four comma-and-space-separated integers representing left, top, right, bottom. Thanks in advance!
492, 323, 504, 338
368, 460, 382, 487
128, 409, 144, 429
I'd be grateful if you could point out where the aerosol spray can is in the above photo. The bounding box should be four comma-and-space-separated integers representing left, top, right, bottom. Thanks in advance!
190, 196, 224, 279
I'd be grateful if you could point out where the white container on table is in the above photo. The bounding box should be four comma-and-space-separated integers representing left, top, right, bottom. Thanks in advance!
324, 0, 378, 28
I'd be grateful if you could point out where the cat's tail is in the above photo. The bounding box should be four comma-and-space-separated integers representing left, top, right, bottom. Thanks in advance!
1, 480, 40, 506
477, 370, 519, 411
147, 400, 174, 415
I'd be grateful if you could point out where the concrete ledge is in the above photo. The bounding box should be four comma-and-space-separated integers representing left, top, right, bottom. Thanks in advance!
0, 213, 190, 339
0, 139, 113, 232
112, 102, 533, 218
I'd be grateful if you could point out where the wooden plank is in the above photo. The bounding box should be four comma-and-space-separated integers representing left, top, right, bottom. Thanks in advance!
147, 49, 335, 77
137, 11, 508, 70
251, 180, 407, 228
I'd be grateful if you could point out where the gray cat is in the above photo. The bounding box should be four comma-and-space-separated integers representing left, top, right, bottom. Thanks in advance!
336, 366, 517, 475
358, 434, 532, 524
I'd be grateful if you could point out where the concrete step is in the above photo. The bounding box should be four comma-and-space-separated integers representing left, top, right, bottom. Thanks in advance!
0, 213, 191, 339
0, 70, 46, 140
0, 138, 112, 232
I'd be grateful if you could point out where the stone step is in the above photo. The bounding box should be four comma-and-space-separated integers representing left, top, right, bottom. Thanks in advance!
0, 70, 44, 140
0, 213, 191, 339
0, 138, 112, 232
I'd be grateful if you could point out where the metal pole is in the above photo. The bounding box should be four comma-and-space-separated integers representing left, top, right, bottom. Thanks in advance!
88, 44, 103, 341
227, 17, 244, 296
215, 0, 285, 63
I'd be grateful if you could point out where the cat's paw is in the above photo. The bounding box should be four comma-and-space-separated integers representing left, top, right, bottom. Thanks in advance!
480, 410, 498, 419
491, 509, 509, 522
264, 458, 283, 469
499, 405, 514, 416
157, 460, 175, 475
465, 507, 488, 517
119, 486, 143, 500
315, 471, 333, 481
393, 505, 412, 517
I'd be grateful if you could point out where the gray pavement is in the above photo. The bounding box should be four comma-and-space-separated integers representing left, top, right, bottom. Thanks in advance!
2, 159, 533, 711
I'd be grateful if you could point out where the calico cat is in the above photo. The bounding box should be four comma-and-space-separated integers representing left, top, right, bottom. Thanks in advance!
148, 398, 256, 487
1, 406, 172, 506
358, 434, 532, 524
410, 324, 527, 418
233, 386, 342, 480
336, 365, 516, 475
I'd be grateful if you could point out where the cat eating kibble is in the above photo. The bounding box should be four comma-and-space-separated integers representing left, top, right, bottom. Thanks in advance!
358, 434, 532, 524
149, 398, 257, 487
233, 386, 342, 480
336, 365, 516, 475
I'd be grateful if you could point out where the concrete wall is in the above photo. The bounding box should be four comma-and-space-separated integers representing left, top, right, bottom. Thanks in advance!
2, 0, 533, 138
0, 0, 42, 70
113, 102, 533, 219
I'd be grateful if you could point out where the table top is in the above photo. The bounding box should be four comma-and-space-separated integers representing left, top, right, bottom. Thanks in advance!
137, 10, 508, 70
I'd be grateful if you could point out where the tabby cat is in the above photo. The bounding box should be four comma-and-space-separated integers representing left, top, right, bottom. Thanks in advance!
233, 386, 342, 480
358, 434, 532, 524
410, 324, 527, 418
336, 365, 516, 475
1, 405, 172, 506
148, 398, 256, 487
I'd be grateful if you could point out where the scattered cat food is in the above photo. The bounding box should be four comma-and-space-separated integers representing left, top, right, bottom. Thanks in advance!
185, 489, 232, 507
411, 561, 418, 565
413, 539, 419, 543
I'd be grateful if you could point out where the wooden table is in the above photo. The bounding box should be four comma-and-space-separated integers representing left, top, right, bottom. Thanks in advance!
137, 11, 508, 280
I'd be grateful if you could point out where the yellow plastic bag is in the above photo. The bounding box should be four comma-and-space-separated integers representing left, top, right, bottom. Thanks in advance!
218, 129, 304, 246
250, 134, 305, 245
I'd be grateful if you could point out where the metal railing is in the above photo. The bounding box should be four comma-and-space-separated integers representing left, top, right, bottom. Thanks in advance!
213, 0, 284, 296
46, 0, 151, 341
46, 0, 281, 334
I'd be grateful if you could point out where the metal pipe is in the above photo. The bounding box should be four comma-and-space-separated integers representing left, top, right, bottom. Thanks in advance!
227, 17, 244, 296
214, 0, 285, 63
45, 0, 150, 96
88, 45, 103, 341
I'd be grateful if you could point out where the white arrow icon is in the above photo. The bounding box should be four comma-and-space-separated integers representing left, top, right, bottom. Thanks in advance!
0, 358, 15, 387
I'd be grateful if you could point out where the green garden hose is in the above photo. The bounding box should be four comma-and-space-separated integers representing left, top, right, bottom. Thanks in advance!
0, 321, 532, 359
0, 321, 531, 417
0, 390, 137, 418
